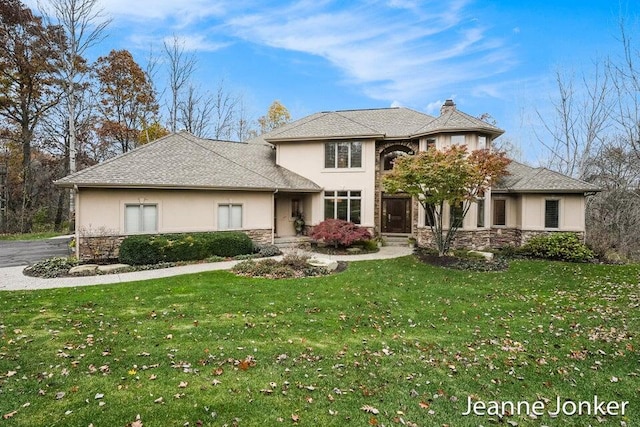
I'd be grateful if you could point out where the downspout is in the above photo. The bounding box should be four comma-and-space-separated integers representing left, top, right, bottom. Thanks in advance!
272, 189, 278, 244
73, 185, 80, 258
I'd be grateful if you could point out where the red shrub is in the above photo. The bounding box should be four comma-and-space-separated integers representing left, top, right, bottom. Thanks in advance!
310, 219, 372, 248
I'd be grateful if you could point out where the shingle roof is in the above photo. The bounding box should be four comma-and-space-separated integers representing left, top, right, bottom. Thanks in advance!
494, 161, 600, 193
263, 105, 504, 142
414, 107, 504, 136
265, 107, 436, 141
55, 132, 321, 192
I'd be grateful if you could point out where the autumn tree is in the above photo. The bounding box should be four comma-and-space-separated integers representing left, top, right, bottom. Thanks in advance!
94, 49, 158, 155
383, 145, 510, 256
258, 100, 290, 134
0, 0, 65, 231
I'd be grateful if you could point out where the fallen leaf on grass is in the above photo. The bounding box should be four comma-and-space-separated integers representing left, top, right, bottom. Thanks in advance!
361, 405, 379, 415
291, 413, 300, 423
3, 411, 17, 420
178, 381, 188, 388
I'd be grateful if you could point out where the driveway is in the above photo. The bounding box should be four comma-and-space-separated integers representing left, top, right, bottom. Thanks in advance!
0, 236, 73, 267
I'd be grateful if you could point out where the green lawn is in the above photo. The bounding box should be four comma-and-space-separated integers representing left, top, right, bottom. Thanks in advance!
0, 232, 66, 241
1, 257, 638, 426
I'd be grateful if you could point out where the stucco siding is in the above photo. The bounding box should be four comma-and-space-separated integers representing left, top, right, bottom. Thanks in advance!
520, 194, 585, 231
276, 140, 376, 227
77, 188, 273, 235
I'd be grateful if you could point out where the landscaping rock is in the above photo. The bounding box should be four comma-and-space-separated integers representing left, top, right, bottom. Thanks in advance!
69, 264, 99, 274
469, 250, 494, 261
307, 258, 339, 271
97, 263, 130, 273
346, 247, 362, 254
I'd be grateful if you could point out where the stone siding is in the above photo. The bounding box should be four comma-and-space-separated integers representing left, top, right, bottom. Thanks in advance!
77, 229, 274, 261
242, 229, 274, 245
415, 227, 586, 251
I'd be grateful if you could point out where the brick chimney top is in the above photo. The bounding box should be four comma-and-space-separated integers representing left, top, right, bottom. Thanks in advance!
440, 99, 456, 115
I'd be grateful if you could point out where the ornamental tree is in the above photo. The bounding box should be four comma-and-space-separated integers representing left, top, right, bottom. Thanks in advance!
383, 145, 510, 256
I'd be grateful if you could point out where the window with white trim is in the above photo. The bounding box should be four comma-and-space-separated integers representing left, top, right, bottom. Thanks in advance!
324, 191, 361, 224
545, 200, 559, 229
325, 141, 362, 168
478, 135, 487, 150
451, 134, 465, 145
125, 204, 157, 233
218, 204, 243, 230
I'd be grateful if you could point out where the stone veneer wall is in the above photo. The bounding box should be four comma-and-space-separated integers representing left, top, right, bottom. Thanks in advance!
77, 229, 274, 261
416, 227, 585, 251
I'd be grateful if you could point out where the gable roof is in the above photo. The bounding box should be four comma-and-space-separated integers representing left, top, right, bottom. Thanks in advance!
494, 161, 600, 193
55, 132, 321, 192
263, 103, 504, 143
413, 106, 504, 137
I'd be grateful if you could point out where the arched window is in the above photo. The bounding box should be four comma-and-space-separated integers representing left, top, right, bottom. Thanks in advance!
382, 146, 413, 171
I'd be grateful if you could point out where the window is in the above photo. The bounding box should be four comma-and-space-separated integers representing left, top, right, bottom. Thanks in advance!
325, 141, 362, 168
324, 190, 361, 224
545, 200, 559, 228
218, 204, 242, 230
493, 199, 506, 226
424, 203, 435, 227
426, 138, 436, 150
478, 135, 487, 150
382, 146, 412, 170
449, 201, 464, 229
125, 204, 157, 233
477, 197, 485, 227
291, 199, 300, 218
451, 134, 465, 145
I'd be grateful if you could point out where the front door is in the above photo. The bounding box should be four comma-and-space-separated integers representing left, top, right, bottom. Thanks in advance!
382, 197, 412, 233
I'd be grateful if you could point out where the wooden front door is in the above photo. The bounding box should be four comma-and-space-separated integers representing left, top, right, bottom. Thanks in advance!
382, 197, 412, 233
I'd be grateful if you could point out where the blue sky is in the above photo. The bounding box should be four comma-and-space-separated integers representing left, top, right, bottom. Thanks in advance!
27, 0, 639, 163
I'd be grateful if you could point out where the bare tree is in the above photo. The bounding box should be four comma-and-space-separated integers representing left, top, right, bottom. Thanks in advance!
608, 17, 640, 160
178, 84, 215, 137
164, 35, 196, 133
234, 97, 256, 142
38, 0, 110, 229
534, 66, 612, 179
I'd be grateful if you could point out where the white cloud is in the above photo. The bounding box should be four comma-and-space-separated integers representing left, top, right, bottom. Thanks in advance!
226, 0, 514, 104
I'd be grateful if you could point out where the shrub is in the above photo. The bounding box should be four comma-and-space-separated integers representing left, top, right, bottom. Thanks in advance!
204, 232, 254, 257
520, 233, 594, 262
310, 219, 372, 248
118, 235, 164, 265
23, 257, 79, 278
119, 232, 254, 265
232, 254, 329, 279
253, 244, 282, 257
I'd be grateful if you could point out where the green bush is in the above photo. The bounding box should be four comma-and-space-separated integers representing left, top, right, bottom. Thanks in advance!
118, 232, 253, 265
520, 233, 594, 263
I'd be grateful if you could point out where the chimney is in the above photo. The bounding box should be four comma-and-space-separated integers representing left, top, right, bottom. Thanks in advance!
440, 99, 456, 115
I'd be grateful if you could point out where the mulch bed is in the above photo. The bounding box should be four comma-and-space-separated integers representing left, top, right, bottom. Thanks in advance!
414, 248, 509, 272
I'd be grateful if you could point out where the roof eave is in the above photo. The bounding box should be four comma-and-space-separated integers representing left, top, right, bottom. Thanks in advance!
492, 188, 601, 194
265, 133, 385, 143
413, 127, 505, 138
55, 182, 322, 193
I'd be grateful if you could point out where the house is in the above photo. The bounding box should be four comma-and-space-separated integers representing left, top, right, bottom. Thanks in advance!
55, 100, 599, 259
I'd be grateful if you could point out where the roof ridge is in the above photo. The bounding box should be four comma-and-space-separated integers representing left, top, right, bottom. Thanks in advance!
334, 111, 385, 136
266, 112, 326, 138
179, 133, 282, 187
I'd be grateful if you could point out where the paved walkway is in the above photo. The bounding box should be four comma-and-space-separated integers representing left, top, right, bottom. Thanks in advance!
0, 246, 413, 292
